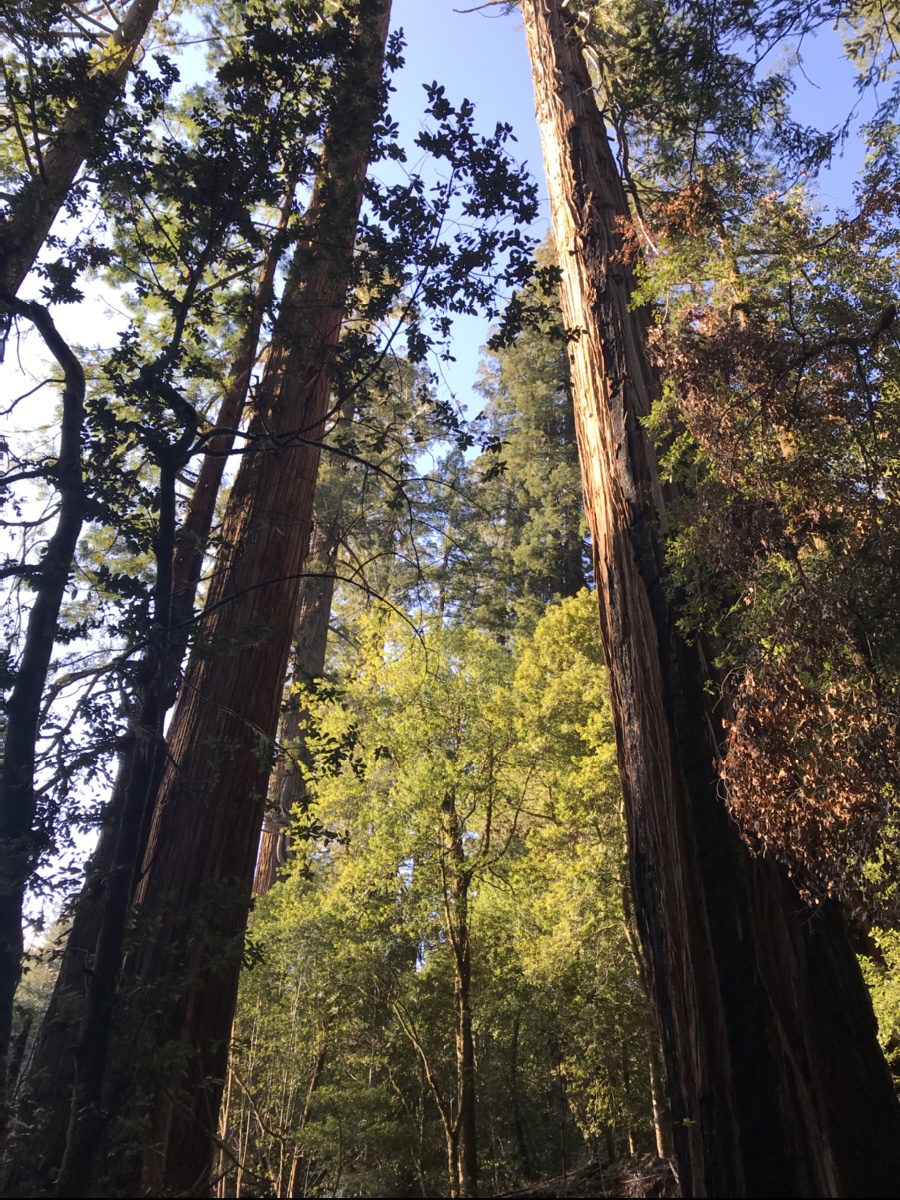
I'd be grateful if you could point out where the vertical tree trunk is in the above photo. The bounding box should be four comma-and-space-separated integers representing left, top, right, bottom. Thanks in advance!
443, 791, 478, 1199
453, 886, 477, 1200
252, 523, 338, 894
171, 176, 299, 633
520, 2, 900, 1196
508, 1014, 533, 1180
115, 4, 391, 1193
0, 0, 159, 295
620, 877, 673, 1160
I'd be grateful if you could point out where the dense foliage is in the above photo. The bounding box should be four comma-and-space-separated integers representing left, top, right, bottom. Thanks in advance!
225, 593, 659, 1197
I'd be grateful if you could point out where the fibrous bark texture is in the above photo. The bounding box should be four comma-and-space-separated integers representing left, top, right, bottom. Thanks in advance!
521, 2, 900, 1195
116, 3, 392, 1193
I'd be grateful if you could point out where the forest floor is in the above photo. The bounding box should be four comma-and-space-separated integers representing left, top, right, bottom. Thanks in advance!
495, 1154, 680, 1198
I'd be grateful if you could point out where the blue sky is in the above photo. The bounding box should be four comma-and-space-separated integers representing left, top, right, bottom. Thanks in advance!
385, 1, 880, 412
5, 3, 882, 418
385, 2, 548, 412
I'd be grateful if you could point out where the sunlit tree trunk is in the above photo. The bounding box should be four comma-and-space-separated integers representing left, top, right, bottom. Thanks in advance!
521, 2, 900, 1195
118, 3, 392, 1192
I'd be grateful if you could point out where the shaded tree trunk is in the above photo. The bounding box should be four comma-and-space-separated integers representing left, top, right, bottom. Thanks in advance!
521, 2, 900, 1195
393, 998, 462, 1199
620, 876, 673, 1160
508, 1014, 533, 1180
112, 4, 392, 1192
443, 790, 478, 1199
0, 0, 159, 295
8, 185, 297, 1194
0, 300, 84, 1122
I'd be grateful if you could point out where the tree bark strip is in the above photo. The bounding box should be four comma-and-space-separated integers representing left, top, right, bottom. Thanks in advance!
171, 177, 300, 634
520, 2, 900, 1195
447, 808, 477, 1199
0, 0, 159, 295
114, 4, 392, 1192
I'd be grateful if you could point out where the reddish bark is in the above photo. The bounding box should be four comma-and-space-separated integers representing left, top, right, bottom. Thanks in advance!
521, 2, 900, 1195
120, 4, 392, 1192
8, 183, 299, 1194
252, 514, 339, 896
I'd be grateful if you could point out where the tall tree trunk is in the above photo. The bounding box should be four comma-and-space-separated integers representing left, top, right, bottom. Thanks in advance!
508, 1014, 532, 1180
253, 388, 350, 897
171, 176, 299, 633
453, 886, 477, 1200
7, 186, 296, 1194
0, 0, 159, 295
520, 2, 900, 1196
113, 4, 391, 1192
0, 300, 84, 1123
253, 516, 338, 895
54, 415, 193, 1194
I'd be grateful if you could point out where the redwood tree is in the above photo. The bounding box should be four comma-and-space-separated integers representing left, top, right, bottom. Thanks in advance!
520, 1, 900, 1195
107, 3, 394, 1191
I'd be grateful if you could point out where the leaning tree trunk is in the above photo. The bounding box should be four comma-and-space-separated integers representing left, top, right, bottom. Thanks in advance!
108, 3, 391, 1193
520, 2, 900, 1196
0, 0, 159, 295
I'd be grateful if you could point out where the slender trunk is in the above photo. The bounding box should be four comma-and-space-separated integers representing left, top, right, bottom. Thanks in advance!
9, 187, 297, 1191
113, 5, 391, 1192
620, 879, 673, 1160
646, 1026, 672, 1161
453, 886, 477, 1199
287, 1040, 326, 1199
443, 791, 477, 1199
521, 2, 900, 1195
393, 1001, 459, 1198
0, 299, 84, 1121
0, 0, 159, 295
508, 1014, 532, 1180
54, 436, 187, 1193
